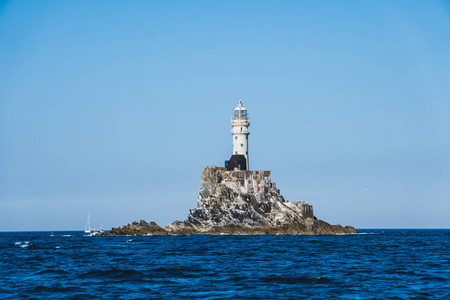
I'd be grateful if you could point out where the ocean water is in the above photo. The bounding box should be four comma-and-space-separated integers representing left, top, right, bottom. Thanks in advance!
0, 230, 448, 299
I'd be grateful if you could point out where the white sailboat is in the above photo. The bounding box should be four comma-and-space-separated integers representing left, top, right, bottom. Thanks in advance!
84, 213, 104, 234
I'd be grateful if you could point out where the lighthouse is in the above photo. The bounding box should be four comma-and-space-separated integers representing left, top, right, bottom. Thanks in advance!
225, 100, 250, 171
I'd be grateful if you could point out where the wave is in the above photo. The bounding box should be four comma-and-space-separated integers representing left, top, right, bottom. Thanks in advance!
386, 269, 416, 275
34, 285, 81, 293
229, 276, 249, 281
14, 241, 36, 248
79, 268, 144, 280
420, 276, 448, 282
68, 293, 97, 299
15, 241, 30, 245
261, 275, 330, 284
150, 266, 212, 279
36, 269, 70, 275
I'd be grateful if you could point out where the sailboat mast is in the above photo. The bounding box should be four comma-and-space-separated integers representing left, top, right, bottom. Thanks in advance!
85, 212, 91, 231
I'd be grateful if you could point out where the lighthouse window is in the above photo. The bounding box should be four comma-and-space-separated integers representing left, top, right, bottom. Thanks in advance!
240, 144, 243, 147
246, 136, 248, 140
235, 136, 237, 140
235, 151, 238, 155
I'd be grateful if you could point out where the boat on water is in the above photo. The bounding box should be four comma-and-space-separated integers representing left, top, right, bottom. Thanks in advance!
84, 212, 104, 235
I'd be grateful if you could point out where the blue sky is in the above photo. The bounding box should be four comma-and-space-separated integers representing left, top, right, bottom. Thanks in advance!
1, 0, 449, 230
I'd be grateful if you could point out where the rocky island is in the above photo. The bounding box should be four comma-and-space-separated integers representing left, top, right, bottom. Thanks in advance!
103, 101, 356, 236
103, 167, 356, 236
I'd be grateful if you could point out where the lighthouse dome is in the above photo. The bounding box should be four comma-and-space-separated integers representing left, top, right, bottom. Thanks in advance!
234, 100, 247, 111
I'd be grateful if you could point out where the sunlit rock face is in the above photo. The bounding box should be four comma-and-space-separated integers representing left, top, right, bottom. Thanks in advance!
187, 167, 313, 227
105, 167, 356, 236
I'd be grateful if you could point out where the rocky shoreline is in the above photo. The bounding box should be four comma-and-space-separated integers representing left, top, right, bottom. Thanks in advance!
102, 167, 356, 236
102, 219, 356, 236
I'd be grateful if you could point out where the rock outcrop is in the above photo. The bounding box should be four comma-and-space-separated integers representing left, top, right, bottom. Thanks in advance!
106, 220, 168, 236
103, 167, 356, 236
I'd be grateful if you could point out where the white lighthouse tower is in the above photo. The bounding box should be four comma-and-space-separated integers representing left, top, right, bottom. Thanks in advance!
231, 100, 250, 170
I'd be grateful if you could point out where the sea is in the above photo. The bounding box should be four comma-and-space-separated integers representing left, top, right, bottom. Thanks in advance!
0, 229, 448, 299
